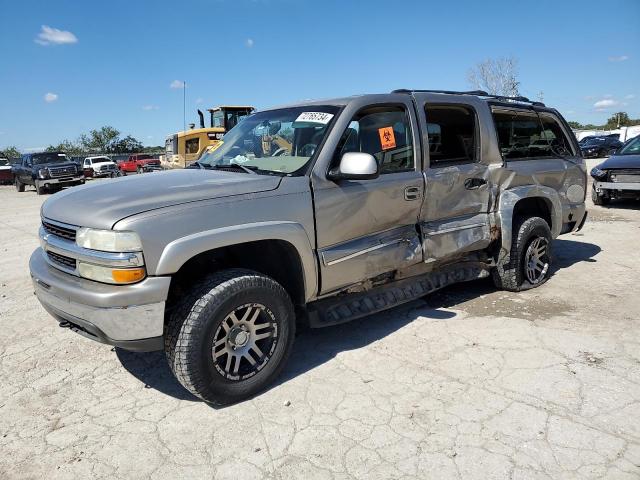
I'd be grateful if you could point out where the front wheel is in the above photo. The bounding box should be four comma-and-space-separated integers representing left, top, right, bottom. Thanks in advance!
165, 269, 296, 405
136, 166, 143, 175
492, 216, 553, 292
15, 177, 25, 192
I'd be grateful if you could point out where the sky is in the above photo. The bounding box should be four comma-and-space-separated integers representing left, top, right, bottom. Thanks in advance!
0, 0, 638, 151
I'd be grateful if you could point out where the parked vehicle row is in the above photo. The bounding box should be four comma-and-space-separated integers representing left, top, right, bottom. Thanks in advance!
8, 152, 163, 195
31, 89, 588, 405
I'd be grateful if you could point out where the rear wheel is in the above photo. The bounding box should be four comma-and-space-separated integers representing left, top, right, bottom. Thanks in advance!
592, 186, 609, 206
492, 216, 553, 292
15, 177, 25, 192
165, 269, 296, 405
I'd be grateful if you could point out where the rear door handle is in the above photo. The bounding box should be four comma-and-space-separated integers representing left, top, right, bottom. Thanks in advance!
464, 178, 487, 190
404, 186, 421, 201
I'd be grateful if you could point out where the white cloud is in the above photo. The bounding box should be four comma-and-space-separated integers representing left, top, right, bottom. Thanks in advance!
593, 98, 627, 111
170, 80, 185, 89
44, 92, 58, 103
245, 38, 254, 48
35, 25, 78, 46
625, 94, 636, 100
142, 104, 159, 111
608, 55, 629, 62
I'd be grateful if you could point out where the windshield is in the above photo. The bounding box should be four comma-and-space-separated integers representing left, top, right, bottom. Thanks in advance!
198, 106, 339, 175
33, 153, 68, 165
584, 138, 605, 146
618, 136, 640, 155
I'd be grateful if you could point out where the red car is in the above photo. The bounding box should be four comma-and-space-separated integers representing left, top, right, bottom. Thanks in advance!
117, 154, 162, 175
0, 158, 13, 184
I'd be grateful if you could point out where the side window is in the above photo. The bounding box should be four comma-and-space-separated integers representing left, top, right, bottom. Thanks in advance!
84, 159, 90, 166
185, 138, 200, 154
493, 110, 575, 159
335, 106, 414, 174
537, 114, 575, 156
425, 105, 477, 165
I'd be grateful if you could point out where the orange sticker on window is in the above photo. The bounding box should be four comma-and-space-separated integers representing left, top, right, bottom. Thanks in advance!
378, 127, 396, 150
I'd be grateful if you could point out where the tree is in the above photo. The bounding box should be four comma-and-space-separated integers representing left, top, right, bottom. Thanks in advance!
467, 56, 520, 97
0, 146, 21, 159
110, 135, 143, 153
79, 126, 122, 153
567, 121, 582, 129
46, 140, 84, 156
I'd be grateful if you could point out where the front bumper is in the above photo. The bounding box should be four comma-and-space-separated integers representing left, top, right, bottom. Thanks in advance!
594, 181, 640, 191
36, 175, 84, 187
30, 248, 170, 351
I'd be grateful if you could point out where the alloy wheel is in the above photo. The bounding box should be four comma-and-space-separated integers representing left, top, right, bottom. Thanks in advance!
212, 303, 278, 381
524, 237, 549, 285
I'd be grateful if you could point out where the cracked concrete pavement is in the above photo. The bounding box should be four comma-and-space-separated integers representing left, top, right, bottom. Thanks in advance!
1, 163, 639, 479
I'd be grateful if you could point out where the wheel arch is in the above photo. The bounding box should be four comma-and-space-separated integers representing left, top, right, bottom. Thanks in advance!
497, 186, 562, 259
156, 221, 317, 304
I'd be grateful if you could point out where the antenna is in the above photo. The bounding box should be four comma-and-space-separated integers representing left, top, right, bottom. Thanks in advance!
183, 80, 186, 133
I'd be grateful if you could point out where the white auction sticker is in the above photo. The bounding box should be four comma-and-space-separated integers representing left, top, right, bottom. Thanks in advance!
294, 112, 334, 124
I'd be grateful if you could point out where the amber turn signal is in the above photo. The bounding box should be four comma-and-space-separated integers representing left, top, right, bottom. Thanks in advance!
111, 268, 146, 284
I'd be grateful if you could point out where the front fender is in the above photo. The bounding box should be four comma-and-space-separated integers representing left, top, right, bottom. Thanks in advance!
497, 185, 563, 259
154, 221, 318, 302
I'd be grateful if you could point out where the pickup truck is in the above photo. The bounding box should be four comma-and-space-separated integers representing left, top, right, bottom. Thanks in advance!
30, 90, 587, 405
82, 156, 120, 178
14, 151, 85, 194
117, 154, 162, 175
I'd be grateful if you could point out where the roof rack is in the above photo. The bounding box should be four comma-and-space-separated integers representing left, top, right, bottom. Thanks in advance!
391, 89, 545, 107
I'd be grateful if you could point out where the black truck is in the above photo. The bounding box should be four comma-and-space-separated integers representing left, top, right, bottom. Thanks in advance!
13, 152, 85, 195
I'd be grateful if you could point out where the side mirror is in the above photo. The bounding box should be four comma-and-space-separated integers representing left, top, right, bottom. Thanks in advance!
328, 152, 379, 181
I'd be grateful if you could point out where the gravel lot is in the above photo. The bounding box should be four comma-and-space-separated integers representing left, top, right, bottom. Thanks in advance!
1, 163, 639, 480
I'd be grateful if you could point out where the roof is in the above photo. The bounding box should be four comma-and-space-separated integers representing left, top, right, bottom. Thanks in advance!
207, 105, 255, 112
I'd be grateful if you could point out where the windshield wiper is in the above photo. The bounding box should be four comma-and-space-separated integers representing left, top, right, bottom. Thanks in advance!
211, 163, 258, 174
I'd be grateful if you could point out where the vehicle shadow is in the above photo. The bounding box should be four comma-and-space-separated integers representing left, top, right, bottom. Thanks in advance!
116, 348, 199, 401
115, 303, 455, 405
115, 237, 599, 405
600, 199, 640, 211
551, 238, 601, 270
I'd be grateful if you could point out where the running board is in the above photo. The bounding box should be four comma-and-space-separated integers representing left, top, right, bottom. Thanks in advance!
307, 263, 490, 328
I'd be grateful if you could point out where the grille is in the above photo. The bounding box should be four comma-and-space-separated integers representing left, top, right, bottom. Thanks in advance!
99, 164, 116, 171
42, 221, 77, 241
47, 251, 77, 270
610, 170, 640, 183
49, 165, 77, 178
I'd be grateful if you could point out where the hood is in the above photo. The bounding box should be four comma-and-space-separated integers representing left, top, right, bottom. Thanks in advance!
598, 154, 640, 170
42, 169, 282, 229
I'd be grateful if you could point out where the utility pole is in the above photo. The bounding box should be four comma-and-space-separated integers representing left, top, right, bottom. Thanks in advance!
183, 80, 187, 133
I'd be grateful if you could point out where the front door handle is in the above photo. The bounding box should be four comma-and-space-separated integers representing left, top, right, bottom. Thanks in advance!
404, 186, 421, 201
464, 178, 487, 190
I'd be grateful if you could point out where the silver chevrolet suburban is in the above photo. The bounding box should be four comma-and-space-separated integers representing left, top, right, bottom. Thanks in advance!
30, 90, 588, 404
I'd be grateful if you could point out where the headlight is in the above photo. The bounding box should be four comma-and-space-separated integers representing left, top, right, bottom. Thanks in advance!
78, 262, 146, 285
38, 168, 48, 179
76, 228, 143, 252
590, 167, 607, 179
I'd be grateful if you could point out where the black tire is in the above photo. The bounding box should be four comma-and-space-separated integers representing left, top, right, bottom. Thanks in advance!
165, 269, 296, 405
35, 182, 45, 195
492, 216, 553, 292
591, 186, 609, 206
15, 177, 24, 192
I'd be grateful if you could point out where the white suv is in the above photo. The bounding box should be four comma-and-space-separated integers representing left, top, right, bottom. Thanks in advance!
83, 156, 119, 178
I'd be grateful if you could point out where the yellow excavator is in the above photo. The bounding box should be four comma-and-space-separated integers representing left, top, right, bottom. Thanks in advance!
162, 105, 255, 169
